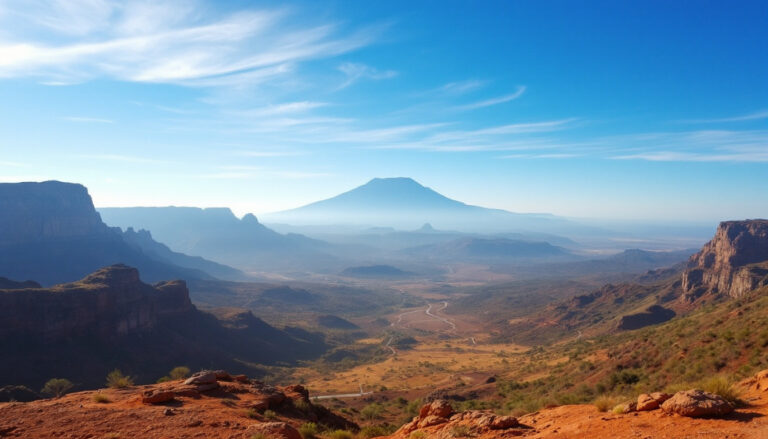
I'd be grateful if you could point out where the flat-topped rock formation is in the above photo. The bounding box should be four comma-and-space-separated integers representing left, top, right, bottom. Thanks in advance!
0, 264, 192, 343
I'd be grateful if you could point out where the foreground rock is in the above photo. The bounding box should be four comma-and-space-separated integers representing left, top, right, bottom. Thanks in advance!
661, 390, 734, 417
392, 399, 521, 438
636, 392, 672, 411
0, 370, 356, 439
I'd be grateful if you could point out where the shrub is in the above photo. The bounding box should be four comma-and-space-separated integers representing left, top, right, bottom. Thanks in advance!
169, 366, 191, 380
106, 369, 134, 389
263, 409, 278, 420
298, 422, 318, 439
41, 378, 74, 398
612, 403, 631, 414
593, 396, 623, 412
327, 430, 354, 439
156, 376, 171, 383
92, 393, 111, 403
361, 402, 383, 420
698, 376, 742, 405
359, 425, 396, 438
293, 398, 312, 412
245, 408, 259, 419
409, 432, 426, 439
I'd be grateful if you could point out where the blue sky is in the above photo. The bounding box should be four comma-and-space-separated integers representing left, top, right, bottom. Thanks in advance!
0, 0, 766, 222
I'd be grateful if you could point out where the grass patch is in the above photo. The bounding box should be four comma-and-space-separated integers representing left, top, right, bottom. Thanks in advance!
593, 396, 624, 412
92, 393, 111, 403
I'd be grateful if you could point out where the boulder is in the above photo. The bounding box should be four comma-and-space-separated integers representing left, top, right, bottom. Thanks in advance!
419, 399, 453, 419
141, 389, 175, 404
637, 392, 672, 411
212, 370, 232, 381
661, 390, 734, 417
184, 371, 217, 385
233, 374, 249, 383
195, 382, 220, 393
247, 422, 302, 439
172, 385, 200, 398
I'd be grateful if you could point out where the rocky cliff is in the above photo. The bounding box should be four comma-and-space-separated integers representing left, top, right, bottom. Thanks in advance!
682, 220, 768, 300
0, 180, 217, 285
0, 264, 193, 342
0, 181, 109, 244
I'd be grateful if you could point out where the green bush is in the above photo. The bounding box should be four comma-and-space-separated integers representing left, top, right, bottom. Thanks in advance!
593, 395, 623, 412
41, 378, 74, 398
298, 422, 318, 439
359, 425, 396, 438
263, 409, 278, 420
169, 366, 191, 380
698, 376, 742, 405
106, 369, 134, 389
327, 430, 354, 439
360, 402, 384, 420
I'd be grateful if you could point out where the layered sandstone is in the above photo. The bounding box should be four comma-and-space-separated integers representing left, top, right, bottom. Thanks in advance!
682, 220, 768, 300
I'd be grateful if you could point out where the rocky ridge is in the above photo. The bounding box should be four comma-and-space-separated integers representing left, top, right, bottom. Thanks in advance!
0, 264, 192, 342
0, 370, 355, 439
682, 219, 768, 300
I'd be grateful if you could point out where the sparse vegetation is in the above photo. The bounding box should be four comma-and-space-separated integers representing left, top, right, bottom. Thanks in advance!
593, 396, 624, 412
169, 366, 191, 380
92, 393, 111, 403
106, 369, 134, 389
698, 376, 743, 405
409, 432, 426, 439
450, 425, 472, 437
360, 402, 384, 420
245, 408, 259, 419
263, 409, 278, 420
326, 430, 354, 439
298, 422, 319, 439
41, 378, 74, 398
359, 424, 396, 438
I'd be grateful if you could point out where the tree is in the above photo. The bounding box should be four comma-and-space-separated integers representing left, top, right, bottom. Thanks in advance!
106, 369, 134, 388
41, 378, 74, 398
169, 366, 191, 380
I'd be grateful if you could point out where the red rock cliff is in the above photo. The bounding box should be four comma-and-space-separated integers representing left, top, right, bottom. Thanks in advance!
682, 220, 768, 300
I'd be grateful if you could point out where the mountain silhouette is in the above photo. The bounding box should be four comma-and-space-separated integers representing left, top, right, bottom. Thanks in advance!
263, 177, 574, 233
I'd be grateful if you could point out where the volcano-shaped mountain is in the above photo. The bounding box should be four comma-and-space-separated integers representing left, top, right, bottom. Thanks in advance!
262, 177, 579, 233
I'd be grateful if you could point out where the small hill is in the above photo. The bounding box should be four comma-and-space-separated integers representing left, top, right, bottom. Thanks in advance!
405, 237, 573, 262
341, 264, 413, 278
316, 314, 360, 330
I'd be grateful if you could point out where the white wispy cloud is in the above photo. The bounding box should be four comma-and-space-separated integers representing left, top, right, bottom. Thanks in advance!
455, 86, 526, 110
63, 116, 113, 123
0, 2, 382, 87
439, 79, 487, 95
337, 62, 397, 89
237, 101, 328, 118
678, 110, 768, 124
80, 154, 164, 163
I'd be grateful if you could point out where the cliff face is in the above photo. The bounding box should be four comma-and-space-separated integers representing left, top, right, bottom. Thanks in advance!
682, 220, 768, 300
0, 181, 108, 244
0, 265, 193, 342
0, 180, 216, 285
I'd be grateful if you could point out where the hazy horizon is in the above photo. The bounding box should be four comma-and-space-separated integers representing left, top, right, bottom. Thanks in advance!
1, 1, 767, 222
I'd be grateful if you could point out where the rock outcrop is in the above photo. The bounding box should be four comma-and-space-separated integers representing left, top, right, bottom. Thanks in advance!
391, 400, 521, 438
0, 264, 193, 342
661, 390, 734, 417
682, 220, 768, 300
0, 370, 356, 439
